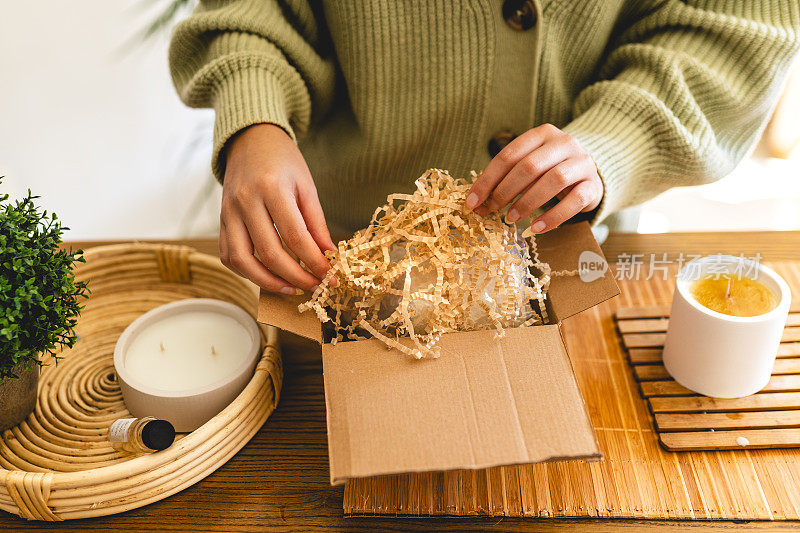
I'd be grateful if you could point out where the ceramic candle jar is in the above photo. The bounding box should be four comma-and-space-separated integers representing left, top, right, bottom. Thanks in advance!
114, 299, 261, 431
663, 255, 791, 398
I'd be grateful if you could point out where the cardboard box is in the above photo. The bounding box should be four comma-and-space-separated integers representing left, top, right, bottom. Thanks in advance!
258, 221, 619, 484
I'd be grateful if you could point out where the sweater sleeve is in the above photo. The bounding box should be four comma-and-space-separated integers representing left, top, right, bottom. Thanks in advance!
168, 0, 336, 179
562, 1, 800, 224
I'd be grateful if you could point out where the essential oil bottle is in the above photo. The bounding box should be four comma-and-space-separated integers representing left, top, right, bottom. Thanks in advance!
108, 416, 175, 453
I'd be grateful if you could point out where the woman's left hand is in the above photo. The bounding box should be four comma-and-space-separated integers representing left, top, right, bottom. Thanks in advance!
466, 123, 603, 233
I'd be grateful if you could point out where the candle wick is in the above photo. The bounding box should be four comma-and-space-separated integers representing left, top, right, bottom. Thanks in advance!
725, 276, 732, 300
211, 345, 217, 356
160, 341, 165, 352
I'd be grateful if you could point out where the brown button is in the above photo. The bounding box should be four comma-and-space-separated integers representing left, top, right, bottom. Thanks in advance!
502, 0, 537, 31
488, 130, 517, 158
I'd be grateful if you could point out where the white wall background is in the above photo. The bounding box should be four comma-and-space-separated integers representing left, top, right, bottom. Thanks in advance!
0, 2, 798, 240
0, 1, 220, 240
637, 150, 800, 234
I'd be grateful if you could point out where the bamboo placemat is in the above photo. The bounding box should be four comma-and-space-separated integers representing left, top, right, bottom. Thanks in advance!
616, 303, 800, 452
344, 261, 800, 520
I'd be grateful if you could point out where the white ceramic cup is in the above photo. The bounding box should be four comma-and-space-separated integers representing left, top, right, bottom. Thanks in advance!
114, 299, 261, 432
662, 255, 791, 398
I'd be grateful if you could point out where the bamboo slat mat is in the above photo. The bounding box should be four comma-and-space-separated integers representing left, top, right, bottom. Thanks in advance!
343, 261, 800, 520
616, 302, 800, 452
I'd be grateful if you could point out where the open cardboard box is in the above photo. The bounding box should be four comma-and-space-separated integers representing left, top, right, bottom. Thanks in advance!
258, 221, 619, 484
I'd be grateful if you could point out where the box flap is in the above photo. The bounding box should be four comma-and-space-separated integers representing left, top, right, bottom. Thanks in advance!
535, 222, 619, 321
257, 290, 322, 343
322, 325, 601, 484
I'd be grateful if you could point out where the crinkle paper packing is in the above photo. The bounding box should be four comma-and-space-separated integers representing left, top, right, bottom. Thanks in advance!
299, 169, 575, 358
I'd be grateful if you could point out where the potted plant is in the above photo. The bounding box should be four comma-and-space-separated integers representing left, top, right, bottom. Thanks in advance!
0, 185, 88, 431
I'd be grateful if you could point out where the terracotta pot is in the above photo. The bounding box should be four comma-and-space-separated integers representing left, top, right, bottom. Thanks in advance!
0, 361, 39, 431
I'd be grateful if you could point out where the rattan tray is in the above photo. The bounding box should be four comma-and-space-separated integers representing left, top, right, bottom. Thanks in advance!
0, 243, 282, 521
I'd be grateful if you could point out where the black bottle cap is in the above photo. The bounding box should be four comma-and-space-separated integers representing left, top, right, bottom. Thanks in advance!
141, 419, 176, 451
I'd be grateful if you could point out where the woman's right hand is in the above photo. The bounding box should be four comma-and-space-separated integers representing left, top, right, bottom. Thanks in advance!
219, 123, 335, 294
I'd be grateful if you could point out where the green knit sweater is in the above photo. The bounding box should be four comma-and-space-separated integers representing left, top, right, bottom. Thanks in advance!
169, 1, 799, 233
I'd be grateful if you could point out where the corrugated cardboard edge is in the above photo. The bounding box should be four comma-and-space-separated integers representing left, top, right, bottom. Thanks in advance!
257, 292, 322, 343
537, 221, 620, 320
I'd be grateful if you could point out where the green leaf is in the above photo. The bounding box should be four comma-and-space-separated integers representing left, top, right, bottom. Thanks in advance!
0, 178, 88, 380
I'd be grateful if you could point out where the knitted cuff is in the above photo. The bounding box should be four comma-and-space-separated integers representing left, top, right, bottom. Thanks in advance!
211, 67, 296, 181
563, 102, 657, 226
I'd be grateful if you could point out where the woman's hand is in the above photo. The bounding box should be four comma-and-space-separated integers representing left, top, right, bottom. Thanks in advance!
466, 124, 603, 233
220, 124, 335, 294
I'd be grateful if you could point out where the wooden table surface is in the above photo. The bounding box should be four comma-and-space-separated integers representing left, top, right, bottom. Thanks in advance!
5, 231, 800, 532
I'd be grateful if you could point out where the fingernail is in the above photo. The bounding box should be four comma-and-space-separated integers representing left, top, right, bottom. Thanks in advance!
465, 193, 480, 210
281, 287, 303, 296
311, 284, 320, 292
532, 220, 546, 233
506, 209, 520, 223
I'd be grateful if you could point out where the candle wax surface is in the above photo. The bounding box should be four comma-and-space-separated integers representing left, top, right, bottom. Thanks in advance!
690, 274, 778, 317
124, 311, 252, 391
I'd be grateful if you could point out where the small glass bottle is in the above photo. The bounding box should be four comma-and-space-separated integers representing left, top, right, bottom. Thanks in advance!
108, 416, 175, 453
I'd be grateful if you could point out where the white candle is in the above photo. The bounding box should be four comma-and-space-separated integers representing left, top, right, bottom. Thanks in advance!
114, 299, 261, 431
124, 311, 252, 391
663, 255, 791, 398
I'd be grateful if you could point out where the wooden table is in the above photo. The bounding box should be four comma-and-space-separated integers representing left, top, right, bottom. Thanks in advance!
4, 231, 800, 532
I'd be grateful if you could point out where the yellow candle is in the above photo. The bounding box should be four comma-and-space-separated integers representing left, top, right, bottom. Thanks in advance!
690, 274, 778, 317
